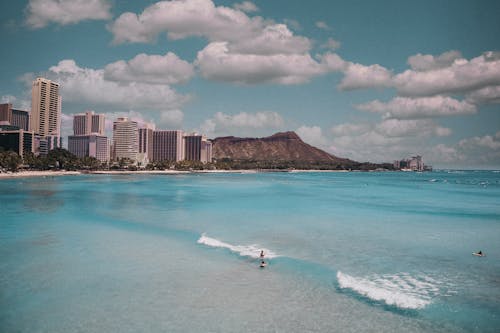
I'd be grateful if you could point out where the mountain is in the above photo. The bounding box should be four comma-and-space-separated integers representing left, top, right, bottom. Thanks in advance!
211, 131, 353, 167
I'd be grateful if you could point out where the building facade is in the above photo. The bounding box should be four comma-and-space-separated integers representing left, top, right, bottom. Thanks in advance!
30, 78, 61, 150
183, 134, 212, 163
0, 103, 30, 131
152, 130, 184, 162
138, 125, 154, 165
0, 130, 35, 158
68, 135, 109, 162
73, 111, 105, 136
112, 117, 138, 162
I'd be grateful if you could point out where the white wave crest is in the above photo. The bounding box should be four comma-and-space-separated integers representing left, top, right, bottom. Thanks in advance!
336, 271, 442, 309
197, 234, 279, 259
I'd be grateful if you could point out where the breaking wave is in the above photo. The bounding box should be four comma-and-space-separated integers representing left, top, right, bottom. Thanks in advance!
197, 234, 280, 259
336, 271, 445, 310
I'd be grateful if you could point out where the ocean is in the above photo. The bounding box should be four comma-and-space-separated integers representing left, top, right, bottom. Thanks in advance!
1, 171, 499, 332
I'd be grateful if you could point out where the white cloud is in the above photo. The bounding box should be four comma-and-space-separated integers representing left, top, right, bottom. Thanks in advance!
315, 21, 330, 30
199, 111, 284, 137
108, 0, 265, 44
32, 59, 190, 111
296, 126, 327, 147
195, 42, 328, 84
321, 38, 341, 50
338, 63, 393, 90
375, 118, 451, 138
26, 0, 111, 28
356, 96, 477, 119
466, 85, 500, 105
1, 95, 30, 110
394, 51, 500, 97
104, 52, 194, 85
233, 1, 258, 13
407, 50, 462, 71
159, 110, 184, 128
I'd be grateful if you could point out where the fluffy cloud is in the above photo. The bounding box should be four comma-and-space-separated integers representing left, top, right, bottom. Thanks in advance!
199, 111, 284, 137
329, 119, 451, 162
356, 96, 477, 119
104, 52, 194, 85
466, 85, 500, 105
108, 0, 265, 44
196, 42, 329, 84
296, 126, 327, 147
338, 63, 393, 90
233, 1, 258, 13
25, 0, 111, 28
35, 59, 190, 111
394, 51, 500, 97
407, 50, 462, 71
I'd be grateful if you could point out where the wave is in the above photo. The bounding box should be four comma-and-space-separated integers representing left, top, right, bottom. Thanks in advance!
197, 234, 280, 259
336, 271, 445, 310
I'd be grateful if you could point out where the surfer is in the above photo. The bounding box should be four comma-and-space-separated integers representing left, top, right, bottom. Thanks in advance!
478, 250, 483, 255
260, 250, 265, 258
260, 260, 266, 268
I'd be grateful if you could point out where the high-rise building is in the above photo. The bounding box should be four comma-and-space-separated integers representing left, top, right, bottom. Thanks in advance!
138, 124, 155, 165
30, 78, 61, 149
183, 134, 212, 162
73, 111, 105, 136
112, 117, 138, 162
152, 130, 184, 162
68, 135, 109, 162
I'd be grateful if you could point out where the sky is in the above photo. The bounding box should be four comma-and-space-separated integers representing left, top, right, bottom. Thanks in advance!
1, 0, 500, 169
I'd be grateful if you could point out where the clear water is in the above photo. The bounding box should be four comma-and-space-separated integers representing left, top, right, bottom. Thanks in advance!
1, 171, 499, 332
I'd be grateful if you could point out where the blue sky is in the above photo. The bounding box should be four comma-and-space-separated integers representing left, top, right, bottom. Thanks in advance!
1, 0, 499, 168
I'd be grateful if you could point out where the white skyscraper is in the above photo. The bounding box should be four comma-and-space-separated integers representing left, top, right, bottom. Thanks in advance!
112, 117, 138, 162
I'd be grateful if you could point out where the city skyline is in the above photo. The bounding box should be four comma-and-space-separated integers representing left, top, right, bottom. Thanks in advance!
1, 0, 500, 168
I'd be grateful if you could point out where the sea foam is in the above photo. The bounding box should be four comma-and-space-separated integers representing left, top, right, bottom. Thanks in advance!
336, 271, 442, 310
197, 234, 279, 259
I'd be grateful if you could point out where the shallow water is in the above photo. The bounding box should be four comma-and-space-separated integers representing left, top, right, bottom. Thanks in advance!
1, 171, 499, 332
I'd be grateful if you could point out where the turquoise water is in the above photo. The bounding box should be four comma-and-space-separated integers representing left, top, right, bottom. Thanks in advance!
1, 171, 499, 332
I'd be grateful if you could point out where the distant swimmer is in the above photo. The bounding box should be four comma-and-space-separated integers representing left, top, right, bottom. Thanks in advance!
260, 250, 265, 258
260, 260, 267, 268
472, 250, 485, 257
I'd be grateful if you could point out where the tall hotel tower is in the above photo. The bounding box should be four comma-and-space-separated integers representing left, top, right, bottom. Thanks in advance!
30, 78, 61, 149
112, 117, 138, 162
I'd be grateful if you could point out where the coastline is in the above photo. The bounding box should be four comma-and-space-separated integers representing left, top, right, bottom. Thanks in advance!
0, 168, 356, 179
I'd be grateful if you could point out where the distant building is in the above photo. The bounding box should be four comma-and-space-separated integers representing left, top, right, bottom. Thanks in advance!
0, 129, 35, 158
30, 78, 62, 150
73, 111, 105, 136
183, 134, 212, 163
0, 103, 30, 131
112, 117, 138, 162
68, 135, 109, 162
138, 124, 155, 166
394, 155, 426, 171
153, 130, 184, 162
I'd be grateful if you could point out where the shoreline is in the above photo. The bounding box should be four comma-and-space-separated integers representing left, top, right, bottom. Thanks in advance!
0, 169, 355, 179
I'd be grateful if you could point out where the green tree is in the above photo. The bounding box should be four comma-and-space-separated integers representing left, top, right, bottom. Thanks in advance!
0, 150, 22, 172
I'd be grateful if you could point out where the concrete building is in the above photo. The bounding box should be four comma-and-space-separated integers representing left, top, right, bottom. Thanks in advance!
0, 103, 30, 131
68, 135, 109, 162
394, 155, 425, 171
112, 117, 138, 162
152, 130, 184, 162
73, 111, 105, 136
30, 78, 61, 149
138, 124, 155, 166
0, 129, 35, 158
183, 134, 212, 163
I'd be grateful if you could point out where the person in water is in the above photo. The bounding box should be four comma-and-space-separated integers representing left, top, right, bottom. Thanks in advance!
260, 260, 266, 267
260, 250, 265, 258
478, 250, 483, 255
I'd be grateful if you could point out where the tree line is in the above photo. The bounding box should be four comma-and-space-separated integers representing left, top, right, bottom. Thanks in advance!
0, 148, 394, 173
